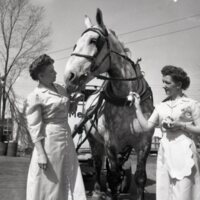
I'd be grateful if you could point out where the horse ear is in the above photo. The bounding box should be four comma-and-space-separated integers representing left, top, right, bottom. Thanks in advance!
84, 15, 93, 28
96, 8, 106, 32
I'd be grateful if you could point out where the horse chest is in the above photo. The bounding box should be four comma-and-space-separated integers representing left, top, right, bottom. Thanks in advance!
102, 105, 140, 137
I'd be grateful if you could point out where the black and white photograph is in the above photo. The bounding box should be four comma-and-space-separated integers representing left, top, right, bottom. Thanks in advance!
0, 0, 200, 200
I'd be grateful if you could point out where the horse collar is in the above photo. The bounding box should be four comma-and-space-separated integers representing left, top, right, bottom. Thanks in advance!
102, 81, 153, 107
102, 82, 131, 107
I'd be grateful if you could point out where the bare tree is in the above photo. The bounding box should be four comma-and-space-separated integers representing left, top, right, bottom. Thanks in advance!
0, 0, 51, 142
8, 90, 33, 153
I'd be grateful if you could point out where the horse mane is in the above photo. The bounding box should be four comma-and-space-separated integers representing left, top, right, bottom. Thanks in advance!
109, 29, 131, 57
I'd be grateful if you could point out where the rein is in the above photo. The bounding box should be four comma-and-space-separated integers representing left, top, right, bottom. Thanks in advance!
96, 74, 143, 81
96, 51, 143, 81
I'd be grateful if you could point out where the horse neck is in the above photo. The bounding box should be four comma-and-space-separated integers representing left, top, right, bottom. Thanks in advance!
107, 53, 140, 96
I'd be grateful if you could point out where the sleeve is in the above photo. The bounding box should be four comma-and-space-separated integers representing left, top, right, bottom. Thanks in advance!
191, 101, 200, 122
25, 93, 45, 143
189, 100, 200, 143
148, 105, 160, 127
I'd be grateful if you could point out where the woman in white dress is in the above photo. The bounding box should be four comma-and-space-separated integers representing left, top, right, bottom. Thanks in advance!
25, 54, 86, 200
131, 65, 200, 200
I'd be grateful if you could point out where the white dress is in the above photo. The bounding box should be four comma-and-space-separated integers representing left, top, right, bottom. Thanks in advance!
149, 95, 200, 200
26, 83, 86, 200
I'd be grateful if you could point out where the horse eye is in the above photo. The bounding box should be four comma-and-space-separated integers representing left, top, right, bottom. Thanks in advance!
90, 38, 97, 45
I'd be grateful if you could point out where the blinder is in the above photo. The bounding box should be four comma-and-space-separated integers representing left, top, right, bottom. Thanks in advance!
96, 35, 106, 52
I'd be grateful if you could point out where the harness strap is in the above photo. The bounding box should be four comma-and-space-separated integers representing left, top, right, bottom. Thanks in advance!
75, 118, 95, 152
70, 27, 143, 82
102, 81, 153, 107
118, 145, 133, 166
72, 85, 153, 151
97, 74, 143, 81
81, 27, 108, 37
72, 93, 104, 138
71, 53, 95, 62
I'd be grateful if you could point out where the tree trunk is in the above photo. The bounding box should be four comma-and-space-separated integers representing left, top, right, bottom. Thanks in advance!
0, 87, 7, 142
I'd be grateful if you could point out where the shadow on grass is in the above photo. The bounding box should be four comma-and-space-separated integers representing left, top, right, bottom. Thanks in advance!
130, 174, 156, 200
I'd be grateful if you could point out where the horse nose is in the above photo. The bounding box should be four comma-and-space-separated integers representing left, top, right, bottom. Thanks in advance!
79, 73, 88, 83
79, 73, 88, 82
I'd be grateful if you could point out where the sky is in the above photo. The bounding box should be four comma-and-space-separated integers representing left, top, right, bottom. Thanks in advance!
14, 0, 200, 105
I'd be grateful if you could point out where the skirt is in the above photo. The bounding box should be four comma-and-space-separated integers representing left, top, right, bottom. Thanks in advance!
26, 122, 86, 200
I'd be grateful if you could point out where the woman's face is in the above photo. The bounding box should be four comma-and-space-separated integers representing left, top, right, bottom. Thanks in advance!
162, 75, 181, 97
38, 64, 57, 84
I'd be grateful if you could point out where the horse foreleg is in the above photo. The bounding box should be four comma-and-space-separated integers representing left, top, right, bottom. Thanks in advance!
88, 136, 104, 194
93, 153, 103, 193
106, 146, 122, 200
134, 140, 151, 200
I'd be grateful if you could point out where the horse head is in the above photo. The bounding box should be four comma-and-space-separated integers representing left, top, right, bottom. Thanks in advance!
64, 8, 132, 93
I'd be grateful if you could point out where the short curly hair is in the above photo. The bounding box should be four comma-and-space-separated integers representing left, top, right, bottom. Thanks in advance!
161, 65, 190, 90
29, 54, 54, 81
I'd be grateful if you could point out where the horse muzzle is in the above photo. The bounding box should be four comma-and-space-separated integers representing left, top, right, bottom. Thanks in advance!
66, 84, 79, 93
65, 72, 89, 93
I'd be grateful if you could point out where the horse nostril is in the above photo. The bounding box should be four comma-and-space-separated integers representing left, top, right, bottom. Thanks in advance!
79, 73, 88, 82
69, 72, 75, 81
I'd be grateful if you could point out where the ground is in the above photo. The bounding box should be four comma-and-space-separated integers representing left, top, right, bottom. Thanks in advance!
0, 154, 156, 200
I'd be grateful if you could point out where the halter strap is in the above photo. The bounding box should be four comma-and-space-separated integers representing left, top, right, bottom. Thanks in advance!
71, 53, 95, 62
81, 27, 108, 37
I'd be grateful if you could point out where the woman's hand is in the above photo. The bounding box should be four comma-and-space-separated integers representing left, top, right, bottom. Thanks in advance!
69, 93, 84, 114
69, 100, 78, 115
128, 92, 141, 108
38, 153, 48, 170
162, 117, 182, 131
169, 120, 184, 131
162, 116, 174, 129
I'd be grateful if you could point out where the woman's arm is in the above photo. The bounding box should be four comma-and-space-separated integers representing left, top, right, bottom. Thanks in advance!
34, 141, 47, 170
26, 94, 47, 170
178, 121, 200, 135
170, 101, 200, 136
133, 92, 157, 131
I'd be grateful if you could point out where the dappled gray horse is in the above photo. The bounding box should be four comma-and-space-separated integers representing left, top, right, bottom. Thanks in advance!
64, 9, 154, 200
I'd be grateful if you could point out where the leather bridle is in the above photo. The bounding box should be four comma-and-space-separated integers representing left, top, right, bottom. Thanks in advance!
71, 27, 111, 73
70, 27, 143, 82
